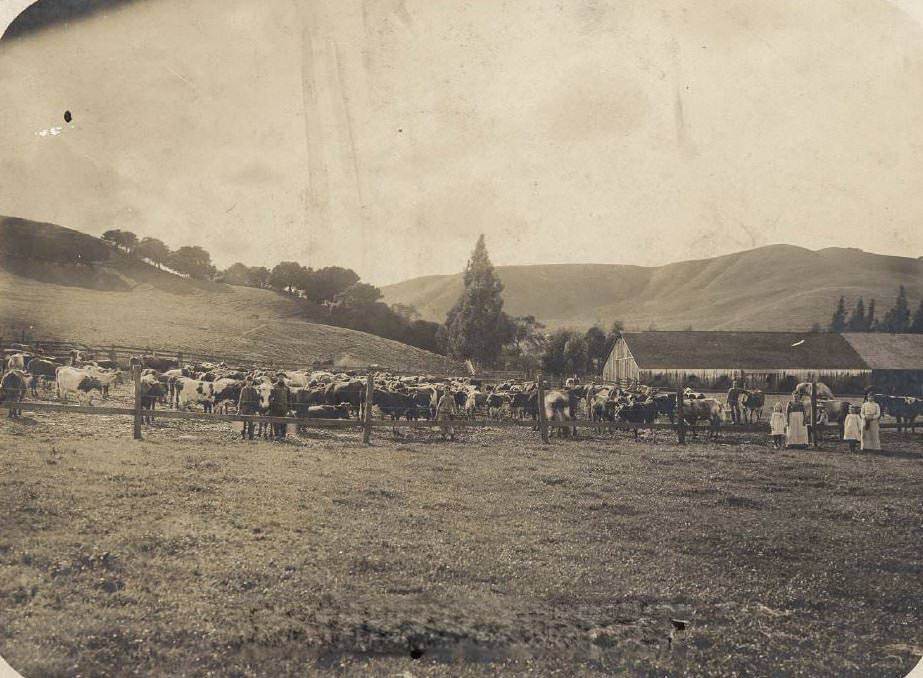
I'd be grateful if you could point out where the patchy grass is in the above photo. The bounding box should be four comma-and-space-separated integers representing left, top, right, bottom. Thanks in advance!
1, 409, 921, 676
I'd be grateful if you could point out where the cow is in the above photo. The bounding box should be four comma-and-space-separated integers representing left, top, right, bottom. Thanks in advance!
739, 390, 765, 423
875, 395, 922, 433
544, 389, 578, 437
652, 392, 676, 424
6, 353, 30, 371
173, 377, 215, 412
141, 356, 179, 372
793, 382, 835, 402
304, 404, 352, 419
82, 365, 123, 399
140, 377, 167, 424
324, 380, 364, 418
463, 390, 488, 418
292, 387, 327, 418
510, 390, 535, 420
1, 370, 27, 417
26, 358, 59, 396
486, 392, 511, 419
211, 378, 243, 414
683, 398, 723, 440
55, 366, 107, 405
368, 389, 419, 420
613, 398, 657, 440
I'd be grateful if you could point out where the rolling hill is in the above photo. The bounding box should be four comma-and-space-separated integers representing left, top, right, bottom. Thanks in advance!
381, 245, 923, 331
0, 216, 458, 372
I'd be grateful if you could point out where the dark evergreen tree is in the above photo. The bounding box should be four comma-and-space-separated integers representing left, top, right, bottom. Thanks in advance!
847, 298, 866, 332
443, 235, 512, 366
881, 285, 911, 333
829, 296, 847, 332
866, 298, 877, 331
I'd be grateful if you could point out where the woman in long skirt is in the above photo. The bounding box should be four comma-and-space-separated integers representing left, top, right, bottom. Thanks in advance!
860, 395, 881, 451
785, 397, 809, 448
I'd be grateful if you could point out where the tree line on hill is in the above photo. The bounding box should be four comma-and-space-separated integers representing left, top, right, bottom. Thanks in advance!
825, 286, 923, 334
100, 229, 444, 353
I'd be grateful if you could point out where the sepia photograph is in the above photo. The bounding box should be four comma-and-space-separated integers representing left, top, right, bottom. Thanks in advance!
1, 0, 922, 675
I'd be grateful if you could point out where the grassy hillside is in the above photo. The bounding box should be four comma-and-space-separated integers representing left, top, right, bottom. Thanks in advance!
0, 217, 457, 372
382, 245, 923, 330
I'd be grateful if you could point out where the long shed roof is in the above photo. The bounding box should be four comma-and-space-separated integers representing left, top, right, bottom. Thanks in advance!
841, 333, 923, 370
619, 331, 868, 370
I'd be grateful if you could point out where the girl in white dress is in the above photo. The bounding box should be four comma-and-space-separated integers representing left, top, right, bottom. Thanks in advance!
769, 402, 786, 449
842, 404, 862, 452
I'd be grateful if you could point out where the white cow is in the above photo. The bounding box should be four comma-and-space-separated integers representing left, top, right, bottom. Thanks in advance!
174, 377, 215, 411
6, 353, 29, 371
283, 370, 312, 387
56, 366, 108, 405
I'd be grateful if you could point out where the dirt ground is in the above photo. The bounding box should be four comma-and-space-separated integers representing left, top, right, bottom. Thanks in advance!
1, 399, 922, 676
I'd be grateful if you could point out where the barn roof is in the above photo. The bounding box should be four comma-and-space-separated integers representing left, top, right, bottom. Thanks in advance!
841, 333, 923, 370
619, 331, 868, 370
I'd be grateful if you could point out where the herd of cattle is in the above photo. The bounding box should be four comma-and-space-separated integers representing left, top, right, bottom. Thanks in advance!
0, 349, 919, 436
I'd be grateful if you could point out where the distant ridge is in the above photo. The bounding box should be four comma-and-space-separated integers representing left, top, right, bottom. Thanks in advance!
381, 245, 923, 330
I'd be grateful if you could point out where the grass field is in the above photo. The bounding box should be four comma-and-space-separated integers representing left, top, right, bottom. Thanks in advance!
2, 394, 922, 676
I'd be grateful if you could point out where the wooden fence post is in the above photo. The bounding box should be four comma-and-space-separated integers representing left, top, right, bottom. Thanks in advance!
132, 363, 142, 440
537, 373, 549, 443
676, 384, 686, 445
177, 351, 184, 368
810, 380, 818, 448
363, 371, 374, 445
109, 346, 117, 364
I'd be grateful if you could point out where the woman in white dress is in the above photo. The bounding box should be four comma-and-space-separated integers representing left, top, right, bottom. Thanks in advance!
860, 394, 881, 451
785, 397, 809, 448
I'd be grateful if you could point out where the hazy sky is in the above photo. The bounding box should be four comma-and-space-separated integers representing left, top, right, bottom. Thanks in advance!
2, 0, 923, 285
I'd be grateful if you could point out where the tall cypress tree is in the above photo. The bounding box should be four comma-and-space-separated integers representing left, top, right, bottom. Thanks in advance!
830, 296, 847, 332
444, 235, 512, 366
866, 299, 877, 331
846, 297, 866, 332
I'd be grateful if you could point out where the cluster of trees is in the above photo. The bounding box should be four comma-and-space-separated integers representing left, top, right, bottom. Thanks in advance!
540, 323, 623, 377
101, 229, 216, 280
99, 228, 442, 352
828, 286, 923, 334
439, 234, 623, 375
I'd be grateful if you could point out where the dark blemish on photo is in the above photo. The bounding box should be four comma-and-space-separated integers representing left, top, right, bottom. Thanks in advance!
64, 110, 72, 123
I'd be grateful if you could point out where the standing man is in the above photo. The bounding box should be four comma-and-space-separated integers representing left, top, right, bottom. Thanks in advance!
435, 389, 458, 441
268, 375, 289, 440
237, 378, 259, 440
726, 379, 743, 425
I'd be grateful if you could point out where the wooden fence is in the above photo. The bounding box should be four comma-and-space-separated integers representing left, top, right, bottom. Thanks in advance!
9, 373, 917, 446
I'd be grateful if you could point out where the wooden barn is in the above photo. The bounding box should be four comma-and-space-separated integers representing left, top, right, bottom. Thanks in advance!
602, 331, 871, 392
841, 333, 923, 396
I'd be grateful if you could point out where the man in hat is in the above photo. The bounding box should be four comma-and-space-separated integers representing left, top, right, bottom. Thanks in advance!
726, 379, 744, 425
268, 375, 290, 440
237, 377, 260, 440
